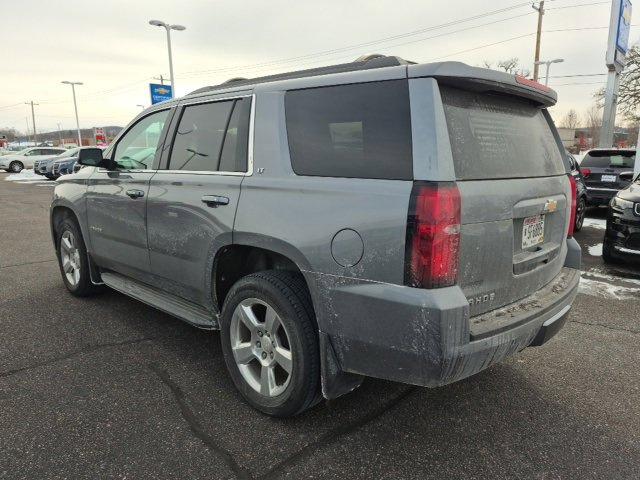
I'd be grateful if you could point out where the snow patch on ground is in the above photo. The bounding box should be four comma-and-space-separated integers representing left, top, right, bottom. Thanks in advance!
588, 243, 603, 256
582, 217, 607, 230
5, 169, 39, 181
579, 272, 640, 300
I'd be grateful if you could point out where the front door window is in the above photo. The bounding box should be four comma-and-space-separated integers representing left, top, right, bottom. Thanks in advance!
113, 110, 170, 170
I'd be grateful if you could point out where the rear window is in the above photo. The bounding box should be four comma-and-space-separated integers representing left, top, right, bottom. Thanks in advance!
440, 86, 565, 180
581, 150, 635, 169
285, 80, 412, 180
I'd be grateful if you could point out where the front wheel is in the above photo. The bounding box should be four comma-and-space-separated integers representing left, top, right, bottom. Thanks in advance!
9, 161, 23, 173
220, 271, 320, 417
55, 217, 99, 296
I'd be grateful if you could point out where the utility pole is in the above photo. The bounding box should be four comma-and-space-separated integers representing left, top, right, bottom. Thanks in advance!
532, 1, 545, 82
25, 101, 39, 145
57, 123, 63, 146
153, 75, 165, 85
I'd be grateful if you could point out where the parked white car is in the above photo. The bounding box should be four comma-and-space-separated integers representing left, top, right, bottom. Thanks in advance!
0, 147, 67, 172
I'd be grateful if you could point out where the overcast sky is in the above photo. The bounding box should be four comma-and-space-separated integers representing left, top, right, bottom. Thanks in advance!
1, 0, 638, 133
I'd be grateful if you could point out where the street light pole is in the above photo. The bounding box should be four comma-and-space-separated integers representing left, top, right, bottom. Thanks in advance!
62, 81, 83, 146
534, 58, 564, 85
149, 20, 186, 98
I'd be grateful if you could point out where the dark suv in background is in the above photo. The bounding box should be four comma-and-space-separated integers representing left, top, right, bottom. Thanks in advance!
581, 148, 636, 206
50, 56, 581, 416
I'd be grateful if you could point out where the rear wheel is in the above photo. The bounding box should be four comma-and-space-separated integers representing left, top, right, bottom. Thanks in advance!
9, 161, 23, 173
220, 271, 320, 417
574, 197, 586, 232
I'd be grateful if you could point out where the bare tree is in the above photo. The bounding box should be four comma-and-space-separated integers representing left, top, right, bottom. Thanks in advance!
596, 46, 640, 122
585, 104, 602, 147
560, 109, 580, 129
482, 57, 531, 77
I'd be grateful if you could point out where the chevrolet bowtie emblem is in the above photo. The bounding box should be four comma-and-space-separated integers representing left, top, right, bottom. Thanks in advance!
544, 199, 558, 213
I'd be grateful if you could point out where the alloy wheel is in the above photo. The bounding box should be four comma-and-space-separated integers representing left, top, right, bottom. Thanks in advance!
229, 298, 293, 397
60, 230, 81, 286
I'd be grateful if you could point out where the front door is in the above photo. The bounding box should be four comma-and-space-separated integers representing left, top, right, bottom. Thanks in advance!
86, 108, 172, 280
147, 95, 252, 307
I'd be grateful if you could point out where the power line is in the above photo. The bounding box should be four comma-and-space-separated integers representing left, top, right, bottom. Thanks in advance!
178, 1, 536, 79
546, 1, 609, 10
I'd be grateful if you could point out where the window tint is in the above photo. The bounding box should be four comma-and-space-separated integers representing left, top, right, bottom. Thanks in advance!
114, 109, 170, 169
441, 86, 565, 180
219, 97, 252, 172
581, 151, 635, 168
285, 80, 413, 180
169, 101, 234, 171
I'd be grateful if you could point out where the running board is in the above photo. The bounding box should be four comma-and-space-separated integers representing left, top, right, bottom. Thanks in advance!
101, 271, 217, 329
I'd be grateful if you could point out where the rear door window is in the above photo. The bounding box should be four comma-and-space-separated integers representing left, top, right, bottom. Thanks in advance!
169, 98, 250, 173
440, 86, 565, 180
581, 151, 635, 169
285, 80, 413, 180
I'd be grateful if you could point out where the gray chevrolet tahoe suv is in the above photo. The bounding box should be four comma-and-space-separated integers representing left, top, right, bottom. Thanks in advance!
50, 55, 581, 417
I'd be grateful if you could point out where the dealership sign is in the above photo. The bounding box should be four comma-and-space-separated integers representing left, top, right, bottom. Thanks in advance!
94, 127, 107, 146
606, 0, 633, 69
149, 83, 173, 104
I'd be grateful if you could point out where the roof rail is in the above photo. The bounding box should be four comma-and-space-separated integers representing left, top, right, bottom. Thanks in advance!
187, 54, 414, 96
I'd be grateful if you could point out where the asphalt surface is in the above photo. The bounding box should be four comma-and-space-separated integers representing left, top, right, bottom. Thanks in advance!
1, 172, 639, 480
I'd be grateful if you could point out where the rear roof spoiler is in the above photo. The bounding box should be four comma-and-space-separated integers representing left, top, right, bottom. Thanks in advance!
408, 62, 557, 107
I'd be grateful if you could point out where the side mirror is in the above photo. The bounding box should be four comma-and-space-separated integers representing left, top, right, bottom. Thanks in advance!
619, 171, 635, 181
77, 148, 113, 169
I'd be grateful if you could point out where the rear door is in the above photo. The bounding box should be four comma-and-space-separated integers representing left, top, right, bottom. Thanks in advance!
146, 94, 252, 307
438, 85, 569, 316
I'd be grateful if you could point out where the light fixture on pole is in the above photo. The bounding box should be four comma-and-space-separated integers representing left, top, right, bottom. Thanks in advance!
61, 81, 83, 146
149, 20, 186, 98
534, 58, 564, 86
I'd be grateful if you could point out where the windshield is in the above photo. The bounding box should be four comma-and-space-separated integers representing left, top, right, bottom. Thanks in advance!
58, 147, 81, 158
581, 150, 635, 168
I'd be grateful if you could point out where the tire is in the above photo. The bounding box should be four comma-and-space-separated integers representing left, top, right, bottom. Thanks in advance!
55, 216, 99, 296
220, 270, 320, 417
9, 161, 23, 173
574, 197, 586, 232
602, 240, 619, 264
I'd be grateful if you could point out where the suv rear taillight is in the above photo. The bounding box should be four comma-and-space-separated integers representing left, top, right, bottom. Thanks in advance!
567, 174, 577, 238
404, 182, 461, 289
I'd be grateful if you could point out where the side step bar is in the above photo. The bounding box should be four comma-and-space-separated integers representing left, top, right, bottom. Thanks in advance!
101, 271, 217, 329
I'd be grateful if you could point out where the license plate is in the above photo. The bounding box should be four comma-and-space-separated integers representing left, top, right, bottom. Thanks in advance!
601, 174, 617, 183
522, 214, 545, 249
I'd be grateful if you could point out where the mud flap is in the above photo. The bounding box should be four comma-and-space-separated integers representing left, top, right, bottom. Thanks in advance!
319, 332, 364, 400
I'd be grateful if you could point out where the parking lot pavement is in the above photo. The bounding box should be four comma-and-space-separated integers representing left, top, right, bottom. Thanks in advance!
1, 172, 639, 480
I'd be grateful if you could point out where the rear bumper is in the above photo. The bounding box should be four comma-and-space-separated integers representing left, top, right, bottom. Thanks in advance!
586, 187, 618, 205
315, 249, 580, 391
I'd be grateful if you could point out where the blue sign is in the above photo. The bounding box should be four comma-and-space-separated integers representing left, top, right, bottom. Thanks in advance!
149, 83, 173, 104
616, 0, 633, 54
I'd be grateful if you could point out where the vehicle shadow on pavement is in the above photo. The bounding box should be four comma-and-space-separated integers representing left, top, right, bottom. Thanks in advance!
2, 282, 638, 479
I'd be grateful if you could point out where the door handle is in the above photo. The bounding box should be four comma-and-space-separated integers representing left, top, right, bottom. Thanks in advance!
126, 189, 145, 199
201, 195, 230, 207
